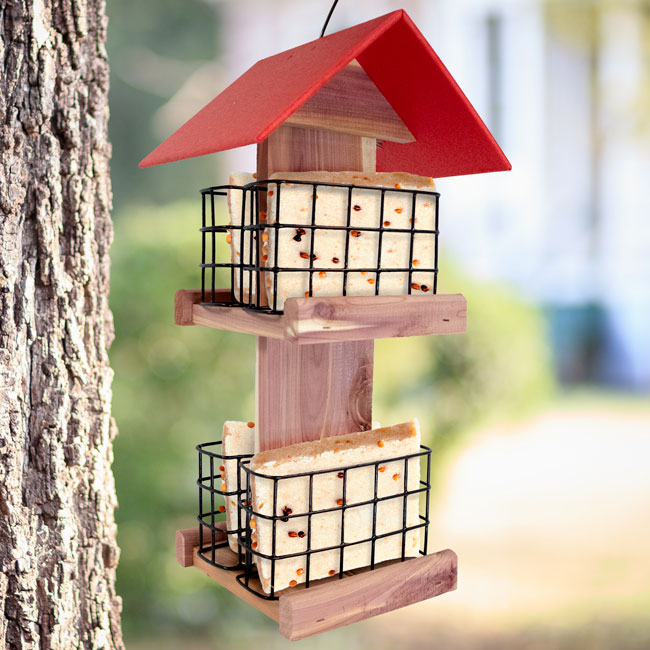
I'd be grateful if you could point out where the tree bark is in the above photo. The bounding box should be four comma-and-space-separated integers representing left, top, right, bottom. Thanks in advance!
0, 0, 123, 648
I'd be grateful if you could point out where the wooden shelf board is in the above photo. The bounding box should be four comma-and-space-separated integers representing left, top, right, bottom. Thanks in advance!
176, 526, 457, 641
175, 289, 466, 344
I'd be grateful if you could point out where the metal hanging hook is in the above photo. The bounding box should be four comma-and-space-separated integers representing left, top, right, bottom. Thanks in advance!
320, 0, 340, 38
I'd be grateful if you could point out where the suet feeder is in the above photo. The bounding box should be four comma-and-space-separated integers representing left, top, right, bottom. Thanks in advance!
141, 7, 509, 641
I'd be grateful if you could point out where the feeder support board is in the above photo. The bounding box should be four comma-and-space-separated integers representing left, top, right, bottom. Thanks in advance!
255, 123, 378, 450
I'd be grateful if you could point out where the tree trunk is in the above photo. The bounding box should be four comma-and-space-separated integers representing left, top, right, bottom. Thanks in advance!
0, 0, 123, 648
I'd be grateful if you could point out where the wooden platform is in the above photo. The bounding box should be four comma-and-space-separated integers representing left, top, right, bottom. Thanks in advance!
175, 289, 466, 344
176, 526, 457, 641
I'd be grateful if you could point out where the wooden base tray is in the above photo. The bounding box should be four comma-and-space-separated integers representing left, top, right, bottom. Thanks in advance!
175, 289, 466, 344
176, 526, 457, 641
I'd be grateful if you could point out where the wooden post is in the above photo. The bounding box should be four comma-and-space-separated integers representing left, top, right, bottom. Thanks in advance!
255, 124, 377, 450
256, 338, 373, 450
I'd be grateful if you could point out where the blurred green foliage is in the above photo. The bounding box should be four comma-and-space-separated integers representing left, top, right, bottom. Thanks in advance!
110, 201, 260, 640
375, 267, 554, 479
106, 0, 220, 211
110, 202, 553, 640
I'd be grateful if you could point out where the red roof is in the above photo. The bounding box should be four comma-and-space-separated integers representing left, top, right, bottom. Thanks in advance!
140, 9, 510, 178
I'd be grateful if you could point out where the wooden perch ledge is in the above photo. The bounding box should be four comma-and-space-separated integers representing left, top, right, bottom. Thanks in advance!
175, 289, 466, 344
176, 526, 457, 641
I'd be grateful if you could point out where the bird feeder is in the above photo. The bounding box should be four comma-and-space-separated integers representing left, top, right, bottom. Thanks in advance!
141, 8, 509, 641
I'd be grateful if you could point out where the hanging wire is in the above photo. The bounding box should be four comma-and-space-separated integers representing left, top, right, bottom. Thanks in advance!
320, 0, 340, 38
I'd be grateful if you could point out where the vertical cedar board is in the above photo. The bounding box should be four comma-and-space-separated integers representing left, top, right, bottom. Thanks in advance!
262, 125, 376, 173
283, 60, 415, 143
255, 124, 376, 450
256, 338, 374, 451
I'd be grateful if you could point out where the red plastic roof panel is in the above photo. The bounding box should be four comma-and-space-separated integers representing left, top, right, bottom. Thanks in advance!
140, 9, 510, 178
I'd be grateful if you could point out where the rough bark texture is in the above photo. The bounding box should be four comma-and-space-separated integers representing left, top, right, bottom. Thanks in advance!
0, 0, 123, 648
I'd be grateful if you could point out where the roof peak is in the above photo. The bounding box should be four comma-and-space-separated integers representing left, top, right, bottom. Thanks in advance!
140, 9, 510, 178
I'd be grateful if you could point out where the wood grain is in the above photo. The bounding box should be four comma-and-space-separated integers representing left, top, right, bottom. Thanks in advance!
175, 288, 234, 323
174, 288, 230, 325
175, 289, 467, 343
284, 293, 467, 343
193, 305, 286, 339
278, 548, 457, 641
284, 61, 415, 143
176, 527, 202, 567
174, 289, 286, 338
176, 523, 232, 568
263, 125, 376, 175
177, 528, 456, 641
256, 338, 374, 451
254, 123, 378, 451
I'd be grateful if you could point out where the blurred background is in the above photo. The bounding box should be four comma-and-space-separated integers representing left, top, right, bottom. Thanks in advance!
106, 0, 650, 648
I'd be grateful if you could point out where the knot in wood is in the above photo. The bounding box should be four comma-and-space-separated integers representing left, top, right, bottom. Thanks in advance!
313, 301, 334, 320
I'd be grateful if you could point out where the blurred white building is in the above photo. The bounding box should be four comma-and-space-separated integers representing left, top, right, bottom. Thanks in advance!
210, 0, 650, 389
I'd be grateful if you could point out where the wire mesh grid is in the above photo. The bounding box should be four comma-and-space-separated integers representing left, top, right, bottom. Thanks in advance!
196, 440, 432, 600
200, 179, 440, 314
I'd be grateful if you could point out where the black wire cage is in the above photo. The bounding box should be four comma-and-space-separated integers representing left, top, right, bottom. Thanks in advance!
197, 439, 432, 600
200, 178, 440, 314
